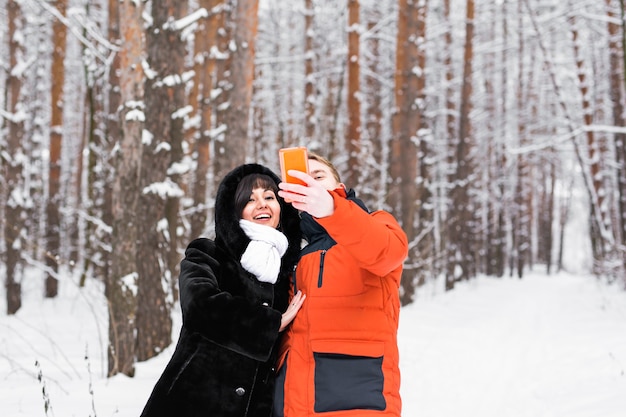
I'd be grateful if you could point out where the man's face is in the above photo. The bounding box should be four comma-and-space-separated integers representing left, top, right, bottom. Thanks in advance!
308, 159, 342, 191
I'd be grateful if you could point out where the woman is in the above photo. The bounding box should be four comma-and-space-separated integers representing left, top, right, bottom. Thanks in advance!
141, 163, 305, 417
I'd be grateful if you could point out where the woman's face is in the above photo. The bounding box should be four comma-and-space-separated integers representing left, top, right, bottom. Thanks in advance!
241, 187, 281, 228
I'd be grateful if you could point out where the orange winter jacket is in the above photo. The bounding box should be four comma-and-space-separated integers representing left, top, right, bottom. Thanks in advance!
274, 188, 408, 417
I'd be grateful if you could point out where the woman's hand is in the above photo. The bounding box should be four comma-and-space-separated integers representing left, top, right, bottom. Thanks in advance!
278, 170, 335, 218
279, 290, 306, 331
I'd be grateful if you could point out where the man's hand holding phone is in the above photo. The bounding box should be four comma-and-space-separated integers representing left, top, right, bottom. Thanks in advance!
278, 169, 335, 219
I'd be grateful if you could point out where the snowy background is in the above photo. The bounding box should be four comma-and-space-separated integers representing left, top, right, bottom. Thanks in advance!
2, 263, 625, 417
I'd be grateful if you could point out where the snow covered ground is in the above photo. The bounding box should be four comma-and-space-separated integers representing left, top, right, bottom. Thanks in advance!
1, 268, 625, 417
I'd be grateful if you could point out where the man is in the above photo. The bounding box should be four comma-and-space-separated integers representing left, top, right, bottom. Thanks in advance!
275, 153, 408, 417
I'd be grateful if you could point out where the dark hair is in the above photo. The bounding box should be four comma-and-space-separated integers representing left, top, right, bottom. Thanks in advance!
234, 174, 280, 218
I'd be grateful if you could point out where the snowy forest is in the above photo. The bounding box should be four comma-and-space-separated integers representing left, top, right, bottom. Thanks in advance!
1, 0, 625, 379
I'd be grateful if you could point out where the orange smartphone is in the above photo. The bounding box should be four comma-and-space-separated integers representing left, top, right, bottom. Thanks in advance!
279, 147, 309, 186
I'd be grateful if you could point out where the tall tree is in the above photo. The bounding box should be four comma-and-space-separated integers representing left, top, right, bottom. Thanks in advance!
232, 0, 259, 156
304, 0, 315, 141
24, 5, 49, 269
189, 1, 218, 241
345, 0, 361, 187
230, 0, 259, 153
360, 5, 385, 206
512, 0, 531, 278
446, 0, 477, 290
491, 0, 509, 278
621, 0, 626, 90
135, 0, 190, 363
412, 0, 433, 297
214, 0, 253, 181
537, 150, 557, 274
442, 0, 457, 282
4, 0, 26, 314
163, 0, 189, 317
443, 0, 455, 144
79, 0, 111, 287
390, 0, 428, 303
606, 0, 626, 278
569, 9, 609, 266
45, 0, 68, 298
483, 2, 499, 277
213, 1, 238, 181
106, 0, 144, 378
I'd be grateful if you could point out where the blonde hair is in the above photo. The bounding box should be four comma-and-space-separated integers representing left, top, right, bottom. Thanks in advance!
307, 152, 341, 183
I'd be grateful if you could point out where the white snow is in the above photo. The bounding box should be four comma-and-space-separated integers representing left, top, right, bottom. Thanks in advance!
1, 268, 625, 417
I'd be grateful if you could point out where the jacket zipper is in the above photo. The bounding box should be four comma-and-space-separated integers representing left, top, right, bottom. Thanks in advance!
317, 250, 326, 288
292, 264, 298, 293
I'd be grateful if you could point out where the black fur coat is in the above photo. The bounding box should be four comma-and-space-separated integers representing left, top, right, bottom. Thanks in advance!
140, 164, 301, 417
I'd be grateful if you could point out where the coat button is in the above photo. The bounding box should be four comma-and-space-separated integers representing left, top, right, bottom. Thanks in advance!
235, 387, 246, 396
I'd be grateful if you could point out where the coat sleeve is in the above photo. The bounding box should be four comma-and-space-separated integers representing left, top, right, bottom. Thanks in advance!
178, 238, 282, 362
316, 193, 408, 277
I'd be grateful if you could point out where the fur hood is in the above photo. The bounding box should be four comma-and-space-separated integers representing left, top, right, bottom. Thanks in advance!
214, 163, 301, 280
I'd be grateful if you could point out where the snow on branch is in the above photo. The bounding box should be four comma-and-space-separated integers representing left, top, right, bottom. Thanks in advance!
36, 1, 116, 64
164, 8, 209, 32
509, 124, 626, 155
0, 108, 27, 123
582, 124, 626, 135
11, 56, 37, 78
142, 179, 185, 199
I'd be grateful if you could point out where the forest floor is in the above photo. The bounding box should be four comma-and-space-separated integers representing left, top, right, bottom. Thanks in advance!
1, 268, 625, 417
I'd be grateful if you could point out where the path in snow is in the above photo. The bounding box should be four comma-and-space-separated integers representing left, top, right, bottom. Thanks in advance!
1, 270, 625, 416
399, 272, 626, 417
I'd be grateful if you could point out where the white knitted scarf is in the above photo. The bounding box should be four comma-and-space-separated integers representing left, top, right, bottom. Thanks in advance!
239, 219, 288, 284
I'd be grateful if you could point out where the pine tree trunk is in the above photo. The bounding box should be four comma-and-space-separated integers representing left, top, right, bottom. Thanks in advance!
606, 0, 626, 278
513, 4, 530, 279
213, 1, 238, 181
447, 0, 476, 289
135, 0, 190, 363
78, 1, 109, 287
164, 0, 188, 313
4, 0, 25, 314
105, 0, 144, 378
46, 0, 68, 298
443, 0, 457, 288
227, 0, 258, 169
545, 161, 556, 274
190, 0, 220, 241
391, 0, 426, 304
304, 0, 315, 141
361, 15, 383, 205
345, 0, 361, 187
444, 0, 456, 157
570, 12, 608, 266
493, 0, 509, 278
413, 2, 433, 296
